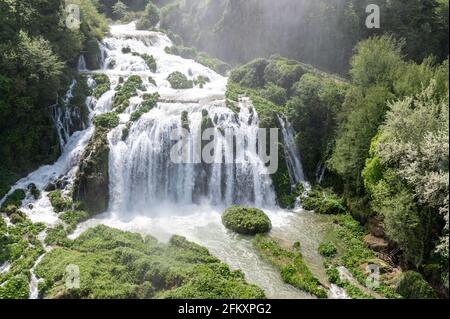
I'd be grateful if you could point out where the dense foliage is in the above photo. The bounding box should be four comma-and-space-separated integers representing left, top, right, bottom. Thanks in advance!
35, 225, 265, 299
0, 0, 108, 198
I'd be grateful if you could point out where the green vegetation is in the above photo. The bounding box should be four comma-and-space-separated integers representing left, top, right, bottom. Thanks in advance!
167, 71, 193, 89
35, 225, 265, 299
0, 0, 108, 198
222, 206, 272, 235
301, 187, 346, 215
253, 235, 327, 298
132, 52, 157, 72
396, 271, 438, 299
130, 93, 159, 122
136, 3, 160, 30
49, 190, 73, 213
318, 242, 337, 258
92, 74, 111, 99
113, 75, 145, 113
93, 112, 120, 129
0, 218, 46, 298
0, 189, 26, 212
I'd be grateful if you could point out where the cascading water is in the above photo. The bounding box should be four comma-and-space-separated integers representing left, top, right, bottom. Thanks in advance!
278, 115, 308, 186
1, 22, 347, 299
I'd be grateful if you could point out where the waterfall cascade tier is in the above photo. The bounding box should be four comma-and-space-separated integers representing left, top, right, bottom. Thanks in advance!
95, 22, 277, 213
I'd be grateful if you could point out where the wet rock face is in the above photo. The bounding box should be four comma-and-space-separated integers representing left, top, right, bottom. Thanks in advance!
73, 127, 110, 215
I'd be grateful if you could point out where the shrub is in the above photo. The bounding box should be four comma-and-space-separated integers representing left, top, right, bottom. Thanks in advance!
0, 189, 26, 212
261, 83, 287, 105
93, 112, 119, 129
136, 3, 160, 30
167, 71, 193, 89
396, 271, 438, 299
319, 242, 338, 258
48, 190, 72, 213
222, 206, 272, 235
301, 188, 346, 215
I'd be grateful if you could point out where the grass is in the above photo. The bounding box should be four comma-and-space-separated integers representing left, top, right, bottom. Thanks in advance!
253, 235, 327, 298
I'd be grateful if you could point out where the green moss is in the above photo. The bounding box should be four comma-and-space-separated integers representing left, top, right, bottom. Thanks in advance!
167, 71, 193, 89
113, 75, 145, 112
130, 93, 159, 122
396, 271, 438, 299
222, 206, 272, 235
35, 225, 265, 299
48, 190, 72, 213
319, 242, 337, 258
91, 74, 111, 99
93, 112, 119, 129
253, 235, 327, 298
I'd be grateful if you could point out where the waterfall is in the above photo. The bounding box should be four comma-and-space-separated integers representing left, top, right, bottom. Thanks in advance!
103, 23, 276, 214
78, 55, 87, 71
278, 115, 307, 186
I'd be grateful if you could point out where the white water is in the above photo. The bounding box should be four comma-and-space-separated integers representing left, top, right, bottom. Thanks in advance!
278, 115, 307, 186
1, 22, 334, 299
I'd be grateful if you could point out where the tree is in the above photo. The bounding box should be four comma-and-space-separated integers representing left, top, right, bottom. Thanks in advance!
136, 2, 160, 30
363, 80, 449, 272
112, 0, 128, 20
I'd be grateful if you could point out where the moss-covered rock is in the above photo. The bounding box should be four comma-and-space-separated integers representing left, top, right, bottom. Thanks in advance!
253, 235, 327, 298
167, 71, 193, 89
73, 127, 110, 216
130, 93, 159, 122
92, 74, 111, 99
396, 271, 438, 299
113, 75, 145, 113
28, 183, 40, 200
222, 206, 272, 235
35, 225, 265, 299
